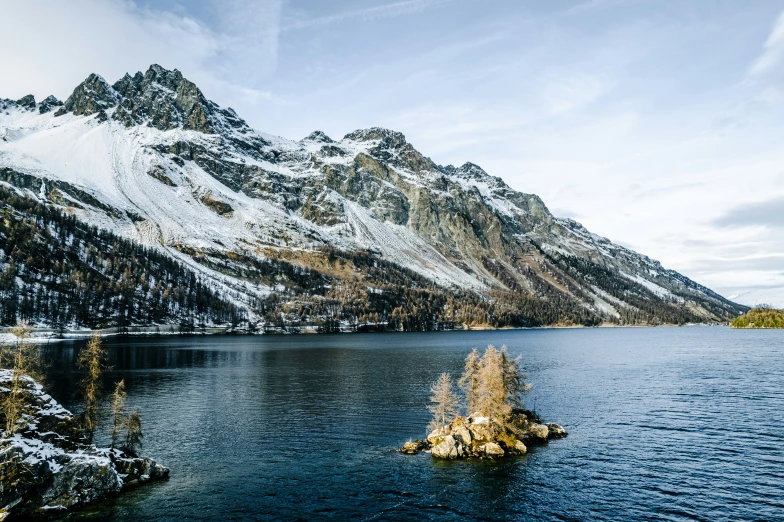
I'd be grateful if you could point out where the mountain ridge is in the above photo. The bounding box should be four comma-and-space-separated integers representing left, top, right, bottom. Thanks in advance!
0, 64, 746, 329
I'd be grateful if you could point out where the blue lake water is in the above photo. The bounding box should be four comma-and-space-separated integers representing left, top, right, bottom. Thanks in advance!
40, 327, 783, 521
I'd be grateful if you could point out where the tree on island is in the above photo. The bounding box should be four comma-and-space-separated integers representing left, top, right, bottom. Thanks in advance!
405, 345, 565, 458
124, 409, 143, 455
431, 345, 530, 436
110, 379, 127, 449
428, 372, 460, 431
457, 348, 480, 414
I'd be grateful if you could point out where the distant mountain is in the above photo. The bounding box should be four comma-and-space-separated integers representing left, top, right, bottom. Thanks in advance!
729, 288, 784, 310
0, 65, 746, 330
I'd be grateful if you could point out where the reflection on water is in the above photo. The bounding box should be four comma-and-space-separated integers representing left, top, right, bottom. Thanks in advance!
39, 328, 784, 521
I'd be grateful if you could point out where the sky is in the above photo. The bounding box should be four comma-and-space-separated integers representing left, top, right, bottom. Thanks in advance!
2, 0, 784, 302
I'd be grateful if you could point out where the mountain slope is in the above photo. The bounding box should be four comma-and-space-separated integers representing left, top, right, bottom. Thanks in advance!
0, 184, 243, 329
0, 65, 745, 329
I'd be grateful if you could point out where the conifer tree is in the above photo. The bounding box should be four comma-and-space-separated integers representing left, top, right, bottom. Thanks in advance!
458, 348, 481, 414
124, 409, 143, 456
110, 379, 126, 450
1, 321, 38, 436
475, 346, 511, 433
77, 333, 108, 443
428, 372, 460, 432
500, 346, 530, 409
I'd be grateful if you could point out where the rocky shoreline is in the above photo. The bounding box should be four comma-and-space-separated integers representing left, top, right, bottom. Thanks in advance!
401, 410, 567, 459
0, 372, 168, 519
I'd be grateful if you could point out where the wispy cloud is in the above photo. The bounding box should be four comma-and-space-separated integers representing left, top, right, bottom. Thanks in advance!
749, 10, 784, 76
564, 0, 643, 16
206, 0, 283, 83
281, 0, 452, 32
713, 197, 784, 229
543, 74, 607, 115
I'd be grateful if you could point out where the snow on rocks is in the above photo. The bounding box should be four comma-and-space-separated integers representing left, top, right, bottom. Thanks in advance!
0, 371, 168, 518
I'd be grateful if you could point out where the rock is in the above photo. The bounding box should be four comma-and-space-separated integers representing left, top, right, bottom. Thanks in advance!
468, 423, 494, 443
546, 423, 568, 439
514, 440, 528, 455
525, 423, 549, 444
427, 427, 447, 445
400, 441, 419, 455
432, 435, 458, 459
453, 426, 472, 445
38, 455, 122, 510
482, 442, 505, 458
113, 453, 170, 487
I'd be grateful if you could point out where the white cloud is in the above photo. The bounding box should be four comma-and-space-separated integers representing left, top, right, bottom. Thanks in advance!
281, 0, 452, 32
0, 0, 281, 109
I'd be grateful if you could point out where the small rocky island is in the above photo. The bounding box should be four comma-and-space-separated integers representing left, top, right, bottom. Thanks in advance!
401, 345, 567, 459
731, 307, 784, 328
0, 326, 168, 519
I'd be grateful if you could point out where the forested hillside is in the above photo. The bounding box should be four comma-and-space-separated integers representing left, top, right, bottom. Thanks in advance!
0, 185, 724, 331
0, 186, 243, 330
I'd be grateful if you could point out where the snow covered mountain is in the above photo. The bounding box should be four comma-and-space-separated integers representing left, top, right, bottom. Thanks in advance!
0, 65, 745, 329
729, 288, 784, 310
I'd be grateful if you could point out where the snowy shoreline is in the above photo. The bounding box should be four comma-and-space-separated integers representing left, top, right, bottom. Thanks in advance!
0, 322, 727, 344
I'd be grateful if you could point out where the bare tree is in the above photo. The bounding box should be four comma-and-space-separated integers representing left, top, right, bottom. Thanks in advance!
77, 333, 108, 443
2, 321, 40, 437
123, 409, 143, 456
458, 348, 481, 415
500, 346, 530, 409
428, 372, 460, 432
475, 345, 512, 434
110, 380, 127, 450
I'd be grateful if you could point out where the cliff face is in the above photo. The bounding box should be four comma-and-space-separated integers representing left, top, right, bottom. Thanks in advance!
0, 65, 745, 328
0, 370, 168, 518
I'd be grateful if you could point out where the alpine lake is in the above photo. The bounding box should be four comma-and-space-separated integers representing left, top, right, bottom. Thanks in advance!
38, 327, 783, 521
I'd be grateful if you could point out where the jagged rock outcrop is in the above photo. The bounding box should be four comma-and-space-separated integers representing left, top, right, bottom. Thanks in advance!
0, 371, 168, 519
302, 130, 334, 143
14, 95, 36, 111
38, 95, 63, 114
55, 73, 120, 117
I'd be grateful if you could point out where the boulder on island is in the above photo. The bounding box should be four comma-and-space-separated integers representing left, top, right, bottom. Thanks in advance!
546, 423, 568, 439
402, 414, 566, 460
525, 423, 550, 444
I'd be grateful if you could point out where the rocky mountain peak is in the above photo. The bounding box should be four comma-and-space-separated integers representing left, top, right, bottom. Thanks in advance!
456, 162, 489, 179
112, 64, 216, 132
15, 94, 36, 111
54, 65, 252, 136
39, 95, 63, 114
343, 127, 438, 174
55, 73, 119, 117
343, 127, 408, 148
302, 130, 334, 143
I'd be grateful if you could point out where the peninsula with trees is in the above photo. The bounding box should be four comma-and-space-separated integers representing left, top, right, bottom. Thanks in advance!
730, 308, 784, 328
0, 324, 168, 519
400, 346, 566, 459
